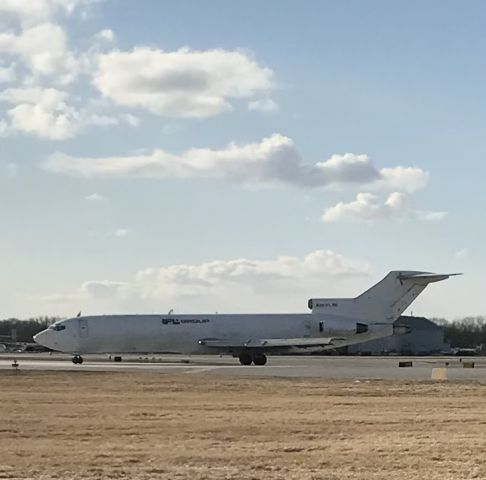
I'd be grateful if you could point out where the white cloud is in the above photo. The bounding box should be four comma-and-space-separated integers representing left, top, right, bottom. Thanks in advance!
0, 0, 98, 25
82, 280, 132, 299
114, 228, 129, 237
95, 28, 114, 42
85, 193, 105, 201
6, 162, 17, 177
40, 249, 371, 312
44, 134, 428, 191
0, 87, 81, 139
322, 192, 447, 223
248, 98, 279, 113
93, 47, 274, 118
0, 9, 136, 139
0, 87, 140, 140
161, 123, 183, 135
119, 113, 140, 127
316, 153, 379, 185
85, 113, 118, 127
1, 162, 18, 177
376, 166, 429, 193
455, 248, 468, 259
86, 113, 139, 127
0, 62, 15, 83
0, 119, 10, 136
0, 22, 78, 83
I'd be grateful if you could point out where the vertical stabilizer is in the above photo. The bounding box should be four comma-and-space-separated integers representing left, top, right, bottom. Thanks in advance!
309, 271, 459, 324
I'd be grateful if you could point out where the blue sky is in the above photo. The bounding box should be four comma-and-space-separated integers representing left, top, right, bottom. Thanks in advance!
0, 0, 484, 319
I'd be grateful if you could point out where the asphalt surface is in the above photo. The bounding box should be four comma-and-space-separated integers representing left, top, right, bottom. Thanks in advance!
1, 353, 485, 380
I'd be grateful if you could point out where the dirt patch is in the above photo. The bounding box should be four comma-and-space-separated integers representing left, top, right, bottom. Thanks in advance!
1, 371, 485, 479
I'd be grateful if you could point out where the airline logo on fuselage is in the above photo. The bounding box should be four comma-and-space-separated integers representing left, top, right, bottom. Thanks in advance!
162, 318, 210, 325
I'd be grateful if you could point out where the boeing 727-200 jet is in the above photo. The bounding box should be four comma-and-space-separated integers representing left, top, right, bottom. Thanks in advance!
34, 271, 459, 365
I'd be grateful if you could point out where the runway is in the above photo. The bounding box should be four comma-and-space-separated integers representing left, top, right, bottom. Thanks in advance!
1, 353, 485, 380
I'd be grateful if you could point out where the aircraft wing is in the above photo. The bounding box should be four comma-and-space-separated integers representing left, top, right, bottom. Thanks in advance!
198, 325, 395, 351
323, 325, 396, 349
198, 337, 337, 349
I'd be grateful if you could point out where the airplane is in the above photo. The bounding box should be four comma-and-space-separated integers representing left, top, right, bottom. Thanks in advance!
33, 271, 459, 365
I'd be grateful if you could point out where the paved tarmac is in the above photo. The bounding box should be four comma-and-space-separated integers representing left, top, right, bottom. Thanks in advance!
1, 353, 486, 380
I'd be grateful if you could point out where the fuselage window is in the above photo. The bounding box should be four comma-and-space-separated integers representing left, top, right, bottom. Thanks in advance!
319, 321, 324, 333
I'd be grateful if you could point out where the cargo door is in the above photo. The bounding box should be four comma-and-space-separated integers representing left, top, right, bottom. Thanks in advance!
303, 320, 311, 338
78, 318, 89, 338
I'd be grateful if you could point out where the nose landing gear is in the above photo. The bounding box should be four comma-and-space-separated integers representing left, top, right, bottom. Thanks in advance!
72, 355, 83, 365
238, 352, 267, 366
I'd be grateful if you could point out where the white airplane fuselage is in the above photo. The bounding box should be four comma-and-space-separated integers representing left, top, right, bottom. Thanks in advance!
34, 312, 358, 355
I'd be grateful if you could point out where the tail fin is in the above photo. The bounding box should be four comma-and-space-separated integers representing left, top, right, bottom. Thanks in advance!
309, 271, 460, 324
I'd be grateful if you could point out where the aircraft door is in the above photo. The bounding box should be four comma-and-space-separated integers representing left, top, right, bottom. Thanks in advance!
304, 320, 311, 337
78, 318, 89, 338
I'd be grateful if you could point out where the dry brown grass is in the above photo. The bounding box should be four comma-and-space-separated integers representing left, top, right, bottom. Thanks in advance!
1, 371, 486, 479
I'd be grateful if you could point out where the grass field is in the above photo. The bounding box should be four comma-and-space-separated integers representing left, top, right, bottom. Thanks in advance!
1, 371, 485, 479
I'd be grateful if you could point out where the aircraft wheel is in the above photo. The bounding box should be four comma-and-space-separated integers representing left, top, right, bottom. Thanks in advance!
238, 353, 252, 366
253, 353, 267, 366
72, 355, 83, 365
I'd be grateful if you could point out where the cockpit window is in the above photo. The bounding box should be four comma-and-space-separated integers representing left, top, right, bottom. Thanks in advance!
50, 324, 66, 331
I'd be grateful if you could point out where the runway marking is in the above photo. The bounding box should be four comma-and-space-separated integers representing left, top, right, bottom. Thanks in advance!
0, 359, 299, 372
185, 366, 222, 374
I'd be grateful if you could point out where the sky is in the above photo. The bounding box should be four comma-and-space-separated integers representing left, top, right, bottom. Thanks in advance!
0, 0, 484, 319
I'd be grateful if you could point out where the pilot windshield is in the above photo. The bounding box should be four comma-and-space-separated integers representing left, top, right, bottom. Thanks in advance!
50, 324, 66, 331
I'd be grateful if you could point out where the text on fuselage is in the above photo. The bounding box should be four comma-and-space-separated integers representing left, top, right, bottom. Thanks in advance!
161, 318, 210, 325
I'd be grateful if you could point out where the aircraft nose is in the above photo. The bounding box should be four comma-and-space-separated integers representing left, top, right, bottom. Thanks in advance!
33, 329, 55, 349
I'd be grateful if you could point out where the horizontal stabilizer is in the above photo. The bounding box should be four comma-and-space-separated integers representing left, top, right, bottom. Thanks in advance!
398, 272, 462, 284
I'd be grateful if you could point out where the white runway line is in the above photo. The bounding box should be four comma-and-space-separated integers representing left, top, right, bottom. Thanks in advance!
184, 365, 294, 374
185, 366, 222, 374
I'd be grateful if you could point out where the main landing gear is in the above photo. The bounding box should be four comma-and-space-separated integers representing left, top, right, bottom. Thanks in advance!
238, 352, 267, 366
72, 355, 83, 365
